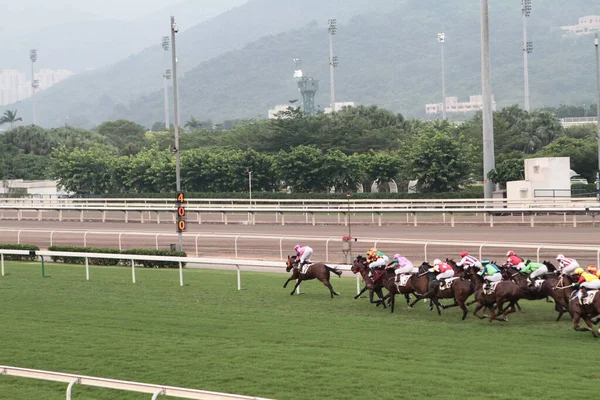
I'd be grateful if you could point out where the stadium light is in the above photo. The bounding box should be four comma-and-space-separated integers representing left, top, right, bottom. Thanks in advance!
437, 33, 446, 119
29, 49, 38, 125
328, 19, 338, 112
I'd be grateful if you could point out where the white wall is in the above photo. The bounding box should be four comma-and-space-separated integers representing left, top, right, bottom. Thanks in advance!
524, 157, 571, 198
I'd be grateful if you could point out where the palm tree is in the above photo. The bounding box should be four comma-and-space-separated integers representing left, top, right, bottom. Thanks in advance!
0, 110, 23, 129
184, 116, 202, 130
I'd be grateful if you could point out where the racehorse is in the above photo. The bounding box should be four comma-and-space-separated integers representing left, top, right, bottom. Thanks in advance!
351, 255, 388, 308
284, 255, 342, 298
408, 260, 474, 320
463, 266, 524, 322
568, 289, 600, 338
501, 262, 566, 321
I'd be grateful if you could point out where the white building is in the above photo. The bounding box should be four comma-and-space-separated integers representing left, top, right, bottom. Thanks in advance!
267, 105, 293, 119
561, 15, 600, 35
426, 95, 497, 115
0, 180, 72, 198
324, 102, 355, 114
506, 157, 571, 201
0, 68, 74, 106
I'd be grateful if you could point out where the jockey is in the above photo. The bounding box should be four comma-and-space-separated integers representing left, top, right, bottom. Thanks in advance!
519, 260, 547, 285
367, 248, 389, 277
586, 265, 600, 278
573, 267, 600, 298
478, 259, 502, 291
556, 254, 580, 276
387, 253, 414, 282
456, 251, 481, 269
430, 259, 454, 288
505, 251, 525, 270
294, 244, 313, 266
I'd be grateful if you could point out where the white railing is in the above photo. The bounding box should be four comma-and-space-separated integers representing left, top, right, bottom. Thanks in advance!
0, 365, 273, 400
1, 205, 600, 227
0, 249, 350, 290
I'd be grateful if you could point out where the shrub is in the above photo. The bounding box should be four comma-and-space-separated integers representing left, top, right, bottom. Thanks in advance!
47, 246, 186, 268
0, 244, 40, 261
121, 249, 187, 269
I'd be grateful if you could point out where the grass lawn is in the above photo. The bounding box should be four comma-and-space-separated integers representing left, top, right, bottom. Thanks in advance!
0, 262, 597, 400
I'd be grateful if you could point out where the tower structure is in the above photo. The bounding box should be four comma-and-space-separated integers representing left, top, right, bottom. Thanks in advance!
293, 58, 319, 116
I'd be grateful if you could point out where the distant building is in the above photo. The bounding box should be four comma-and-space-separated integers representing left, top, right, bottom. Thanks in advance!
561, 15, 600, 35
426, 95, 497, 115
0, 68, 74, 106
324, 101, 355, 114
268, 105, 293, 119
0, 180, 71, 198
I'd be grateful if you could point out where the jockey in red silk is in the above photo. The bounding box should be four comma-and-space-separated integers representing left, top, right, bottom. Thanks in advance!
505, 251, 525, 270
430, 259, 454, 287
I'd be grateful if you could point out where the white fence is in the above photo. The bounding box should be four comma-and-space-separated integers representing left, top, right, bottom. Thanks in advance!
1, 205, 600, 227
0, 365, 273, 400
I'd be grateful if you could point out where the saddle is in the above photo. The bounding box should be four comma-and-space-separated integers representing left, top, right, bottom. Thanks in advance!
395, 274, 412, 288
581, 290, 598, 306
300, 263, 311, 275
439, 277, 459, 290
484, 281, 502, 295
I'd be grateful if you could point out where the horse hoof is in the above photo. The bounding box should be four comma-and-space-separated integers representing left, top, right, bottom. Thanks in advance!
334, 292, 340, 296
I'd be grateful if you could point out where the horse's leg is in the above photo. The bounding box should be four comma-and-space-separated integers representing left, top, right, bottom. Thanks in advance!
390, 293, 395, 313
466, 299, 478, 306
354, 285, 369, 300
554, 301, 565, 322
320, 278, 338, 298
404, 293, 411, 306
290, 279, 302, 296
283, 278, 293, 288
582, 315, 599, 338
473, 303, 485, 319
433, 297, 443, 315
500, 301, 518, 321
459, 298, 469, 320
515, 301, 522, 312
488, 303, 499, 323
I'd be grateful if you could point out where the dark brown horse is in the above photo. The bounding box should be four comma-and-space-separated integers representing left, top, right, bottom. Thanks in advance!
351, 255, 387, 308
500, 262, 567, 321
464, 266, 524, 322
569, 290, 600, 338
284, 255, 342, 298
408, 260, 474, 320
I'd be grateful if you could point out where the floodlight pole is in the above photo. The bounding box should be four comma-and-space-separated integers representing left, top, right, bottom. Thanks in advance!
171, 16, 183, 251
481, 0, 496, 199
595, 33, 600, 201
328, 19, 337, 112
162, 36, 171, 130
30, 49, 38, 125
438, 33, 447, 119
522, 0, 532, 112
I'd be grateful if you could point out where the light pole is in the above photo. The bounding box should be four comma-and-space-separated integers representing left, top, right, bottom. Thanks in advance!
170, 16, 183, 251
481, 0, 496, 199
522, 0, 532, 112
437, 33, 447, 119
29, 49, 38, 125
594, 33, 600, 201
162, 36, 171, 130
328, 19, 338, 113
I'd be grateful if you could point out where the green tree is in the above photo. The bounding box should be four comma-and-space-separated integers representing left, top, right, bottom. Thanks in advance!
487, 159, 525, 189
95, 120, 147, 154
405, 125, 473, 193
272, 146, 326, 192
184, 116, 203, 130
122, 147, 175, 193
0, 110, 23, 129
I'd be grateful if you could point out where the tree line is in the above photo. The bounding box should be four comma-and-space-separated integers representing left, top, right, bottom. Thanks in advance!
1, 104, 597, 195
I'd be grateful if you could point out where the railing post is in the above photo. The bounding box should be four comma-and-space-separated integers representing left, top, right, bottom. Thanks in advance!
236, 264, 241, 291
66, 378, 80, 400
536, 245, 543, 263
84, 232, 88, 247
424, 242, 430, 262
356, 274, 361, 295
131, 259, 136, 284
102, 210, 106, 223
85, 257, 90, 281
151, 389, 165, 400
280, 213, 285, 226
50, 231, 55, 247
235, 236, 239, 258
155, 234, 160, 250
325, 238, 332, 262
80, 210, 84, 222
18, 230, 22, 244
195, 235, 200, 257
573, 214, 577, 228
378, 213, 382, 227
179, 261, 184, 287
125, 211, 129, 223
478, 243, 485, 260
223, 212, 228, 225
1, 253, 4, 276
597, 250, 600, 269
531, 214, 535, 228
489, 213, 494, 228
450, 213, 455, 228
119, 233, 123, 251
59, 210, 63, 221
413, 213, 417, 227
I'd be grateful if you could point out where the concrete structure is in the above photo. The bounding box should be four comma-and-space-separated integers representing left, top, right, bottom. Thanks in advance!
507, 157, 571, 201
425, 95, 497, 115
561, 16, 600, 36
560, 116, 598, 127
324, 101, 355, 114
0, 180, 71, 198
268, 104, 293, 119
0, 69, 73, 106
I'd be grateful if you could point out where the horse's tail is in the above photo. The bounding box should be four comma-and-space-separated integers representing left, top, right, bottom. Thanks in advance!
326, 265, 343, 277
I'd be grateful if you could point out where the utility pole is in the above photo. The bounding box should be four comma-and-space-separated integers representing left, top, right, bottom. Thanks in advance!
29, 49, 38, 125
481, 0, 496, 199
522, 0, 532, 111
437, 33, 447, 119
162, 36, 171, 130
171, 16, 183, 251
328, 19, 338, 113
595, 33, 600, 201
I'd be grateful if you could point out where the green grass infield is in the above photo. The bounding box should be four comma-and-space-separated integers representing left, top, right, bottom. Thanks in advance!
0, 262, 597, 400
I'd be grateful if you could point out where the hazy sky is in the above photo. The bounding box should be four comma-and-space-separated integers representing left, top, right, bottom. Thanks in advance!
0, 0, 186, 20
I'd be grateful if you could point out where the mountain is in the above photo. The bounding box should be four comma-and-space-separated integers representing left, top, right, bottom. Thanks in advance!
0, 0, 248, 72
7, 0, 600, 127
3, 0, 404, 128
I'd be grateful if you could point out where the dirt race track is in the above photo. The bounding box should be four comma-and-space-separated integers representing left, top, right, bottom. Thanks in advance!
1, 218, 599, 267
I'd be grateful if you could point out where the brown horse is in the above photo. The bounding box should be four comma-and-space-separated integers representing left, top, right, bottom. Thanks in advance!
351, 255, 387, 309
562, 277, 600, 337
500, 262, 567, 321
464, 266, 524, 322
284, 255, 342, 298
408, 260, 474, 320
